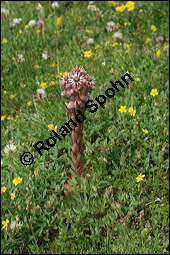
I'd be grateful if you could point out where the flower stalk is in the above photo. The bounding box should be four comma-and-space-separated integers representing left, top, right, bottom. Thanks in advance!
60, 66, 95, 176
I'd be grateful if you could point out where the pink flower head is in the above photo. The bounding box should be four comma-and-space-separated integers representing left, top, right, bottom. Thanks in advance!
86, 38, 94, 45
60, 66, 95, 110
156, 36, 164, 42
37, 19, 45, 27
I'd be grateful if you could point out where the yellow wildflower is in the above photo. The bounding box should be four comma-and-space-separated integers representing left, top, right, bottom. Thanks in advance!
12, 56, 16, 61
21, 84, 26, 88
116, 5, 126, 12
27, 101, 32, 106
56, 17, 62, 26
63, 72, 68, 75
156, 49, 161, 57
36, 29, 41, 33
10, 192, 16, 200
136, 173, 145, 182
108, 1, 116, 6
12, 177, 23, 186
142, 129, 148, 134
95, 45, 100, 49
145, 37, 151, 43
85, 29, 93, 34
118, 106, 127, 113
7, 117, 11, 120
151, 25, 157, 31
48, 124, 58, 132
2, 219, 9, 229
40, 82, 47, 89
112, 42, 118, 47
105, 41, 110, 46
2, 38, 8, 43
125, 1, 135, 11
52, 63, 57, 67
24, 24, 29, 28
1, 187, 7, 193
34, 65, 40, 68
124, 43, 130, 49
50, 81, 55, 85
163, 44, 169, 50
18, 30, 23, 34
134, 78, 140, 82
16, 216, 19, 222
128, 107, 136, 116
150, 88, 158, 97
10, 94, 15, 99
1, 115, 6, 121
84, 51, 93, 57
124, 22, 131, 26
3, 90, 7, 94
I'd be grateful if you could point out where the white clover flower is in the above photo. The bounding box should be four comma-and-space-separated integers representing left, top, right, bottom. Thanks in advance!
36, 88, 46, 99
36, 3, 42, 11
4, 144, 16, 155
10, 221, 23, 231
106, 21, 116, 32
113, 31, 123, 40
51, 2, 60, 9
86, 38, 94, 45
28, 20, 36, 27
87, 5, 100, 11
42, 50, 51, 59
1, 8, 9, 17
13, 18, 22, 25
17, 54, 25, 63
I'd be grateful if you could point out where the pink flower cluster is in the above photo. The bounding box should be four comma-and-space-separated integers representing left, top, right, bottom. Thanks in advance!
60, 66, 95, 110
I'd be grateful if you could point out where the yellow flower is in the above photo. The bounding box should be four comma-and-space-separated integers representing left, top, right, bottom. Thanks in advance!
124, 43, 130, 49
85, 29, 93, 34
124, 22, 131, 26
7, 116, 10, 119
63, 72, 68, 75
95, 45, 100, 49
128, 107, 136, 116
3, 90, 7, 94
52, 63, 57, 67
24, 24, 29, 28
10, 192, 16, 200
145, 37, 151, 43
16, 216, 19, 222
150, 88, 158, 97
118, 106, 127, 113
136, 173, 145, 182
125, 1, 135, 11
2, 219, 9, 229
40, 82, 47, 89
27, 101, 32, 106
1, 115, 6, 120
48, 124, 54, 130
84, 51, 93, 57
56, 17, 62, 26
116, 5, 126, 12
53, 125, 58, 132
50, 81, 55, 86
18, 30, 23, 34
151, 25, 157, 32
34, 65, 40, 68
105, 41, 110, 46
108, 1, 116, 6
36, 29, 41, 33
163, 44, 169, 50
134, 78, 140, 82
2, 38, 8, 43
142, 129, 148, 134
156, 49, 161, 57
10, 94, 15, 99
112, 42, 118, 47
1, 187, 7, 193
36, 205, 40, 209
21, 84, 26, 88
12, 177, 23, 186
12, 56, 16, 61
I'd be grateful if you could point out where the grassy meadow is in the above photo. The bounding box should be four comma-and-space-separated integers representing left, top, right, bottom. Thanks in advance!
1, 1, 169, 254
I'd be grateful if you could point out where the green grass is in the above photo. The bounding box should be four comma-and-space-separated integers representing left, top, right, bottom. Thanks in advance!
1, 1, 169, 254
